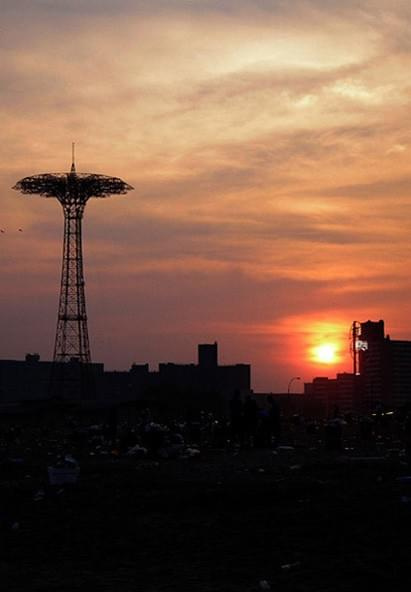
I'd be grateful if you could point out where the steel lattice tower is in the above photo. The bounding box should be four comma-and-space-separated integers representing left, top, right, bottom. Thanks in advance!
13, 148, 133, 365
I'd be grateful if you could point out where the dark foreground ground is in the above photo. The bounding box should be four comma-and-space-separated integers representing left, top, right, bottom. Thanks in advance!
2, 426, 411, 591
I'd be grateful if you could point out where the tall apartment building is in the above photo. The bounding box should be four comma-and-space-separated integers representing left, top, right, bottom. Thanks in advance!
359, 319, 411, 409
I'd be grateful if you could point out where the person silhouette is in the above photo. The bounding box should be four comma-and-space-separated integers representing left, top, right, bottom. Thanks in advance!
243, 395, 258, 447
267, 395, 281, 448
229, 390, 243, 445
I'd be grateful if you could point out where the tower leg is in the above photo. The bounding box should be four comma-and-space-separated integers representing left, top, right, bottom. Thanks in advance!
50, 204, 93, 401
54, 204, 90, 363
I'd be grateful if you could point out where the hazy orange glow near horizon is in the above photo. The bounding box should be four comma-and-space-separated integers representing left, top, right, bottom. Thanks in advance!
2, 1, 411, 391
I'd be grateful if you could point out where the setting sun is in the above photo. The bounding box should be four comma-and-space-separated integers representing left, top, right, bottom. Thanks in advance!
313, 343, 338, 364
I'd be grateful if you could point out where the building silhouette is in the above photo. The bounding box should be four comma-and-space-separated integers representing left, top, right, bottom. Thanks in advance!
0, 343, 250, 412
304, 373, 357, 416
198, 342, 218, 368
359, 320, 411, 409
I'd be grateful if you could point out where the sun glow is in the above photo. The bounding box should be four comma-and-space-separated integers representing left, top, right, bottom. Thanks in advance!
312, 343, 338, 364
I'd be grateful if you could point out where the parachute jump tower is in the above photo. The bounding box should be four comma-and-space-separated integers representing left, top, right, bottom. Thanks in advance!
14, 147, 133, 366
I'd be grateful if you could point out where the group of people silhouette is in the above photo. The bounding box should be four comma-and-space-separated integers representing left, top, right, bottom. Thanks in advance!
229, 392, 281, 448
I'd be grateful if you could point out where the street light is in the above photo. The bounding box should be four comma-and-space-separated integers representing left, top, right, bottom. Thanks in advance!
287, 376, 301, 396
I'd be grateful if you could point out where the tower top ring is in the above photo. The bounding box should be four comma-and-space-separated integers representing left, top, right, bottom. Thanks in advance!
13, 172, 133, 204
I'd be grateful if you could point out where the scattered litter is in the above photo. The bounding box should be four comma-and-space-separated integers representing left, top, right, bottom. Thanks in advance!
158, 444, 182, 459
397, 476, 411, 504
281, 561, 301, 570
126, 445, 147, 457
185, 447, 200, 458
277, 446, 295, 452
397, 476, 411, 484
348, 457, 387, 463
48, 455, 80, 485
33, 489, 45, 502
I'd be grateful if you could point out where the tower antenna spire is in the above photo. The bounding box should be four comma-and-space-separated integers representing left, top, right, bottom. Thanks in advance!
71, 142, 76, 173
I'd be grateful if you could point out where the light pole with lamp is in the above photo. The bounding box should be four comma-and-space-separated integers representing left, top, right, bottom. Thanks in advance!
287, 376, 301, 416
287, 376, 301, 396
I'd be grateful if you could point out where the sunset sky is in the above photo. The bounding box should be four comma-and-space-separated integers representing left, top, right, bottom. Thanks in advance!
2, 0, 411, 391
